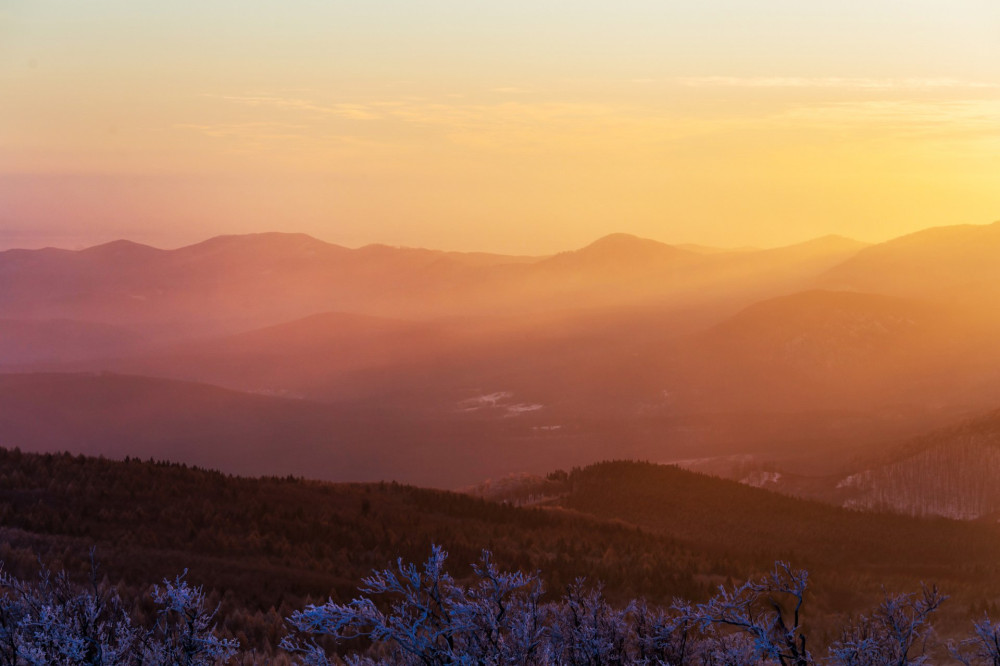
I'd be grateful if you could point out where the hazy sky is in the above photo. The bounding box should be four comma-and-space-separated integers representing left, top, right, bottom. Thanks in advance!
3, 1, 1000, 253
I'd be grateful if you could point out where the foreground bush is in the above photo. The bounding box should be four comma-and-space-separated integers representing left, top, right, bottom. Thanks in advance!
5, 547, 1000, 664
284, 547, 1000, 666
0, 556, 237, 665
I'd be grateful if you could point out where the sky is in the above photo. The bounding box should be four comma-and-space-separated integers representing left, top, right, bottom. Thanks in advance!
2, 1, 1000, 254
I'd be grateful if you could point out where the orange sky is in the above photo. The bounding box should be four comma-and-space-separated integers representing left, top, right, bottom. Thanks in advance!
2, 1, 1000, 253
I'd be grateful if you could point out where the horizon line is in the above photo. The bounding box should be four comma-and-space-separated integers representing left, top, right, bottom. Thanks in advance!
2, 218, 998, 256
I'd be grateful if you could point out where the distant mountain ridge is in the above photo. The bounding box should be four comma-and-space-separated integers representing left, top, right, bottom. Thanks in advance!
5, 220, 1000, 492
819, 220, 1000, 298
0, 229, 866, 335
537, 233, 698, 272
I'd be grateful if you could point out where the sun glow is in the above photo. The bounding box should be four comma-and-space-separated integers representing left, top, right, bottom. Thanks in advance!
2, 1, 999, 252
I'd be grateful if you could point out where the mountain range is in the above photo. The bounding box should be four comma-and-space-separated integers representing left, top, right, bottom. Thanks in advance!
3, 221, 1000, 500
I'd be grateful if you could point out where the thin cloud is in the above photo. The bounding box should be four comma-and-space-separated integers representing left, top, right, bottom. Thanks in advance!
210, 94, 382, 120
777, 99, 1000, 141
191, 91, 750, 158
677, 76, 1000, 90
192, 89, 1000, 161
174, 121, 309, 140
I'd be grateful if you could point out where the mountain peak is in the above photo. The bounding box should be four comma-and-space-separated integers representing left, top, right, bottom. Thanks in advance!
819, 220, 1000, 296
533, 233, 696, 276
187, 232, 335, 250
177, 232, 348, 261
584, 232, 669, 250
551, 233, 692, 265
79, 239, 163, 257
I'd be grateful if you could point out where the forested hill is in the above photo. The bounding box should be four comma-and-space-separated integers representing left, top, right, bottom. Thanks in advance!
551, 461, 1000, 634
0, 448, 703, 654
3, 451, 1000, 653
558, 460, 997, 571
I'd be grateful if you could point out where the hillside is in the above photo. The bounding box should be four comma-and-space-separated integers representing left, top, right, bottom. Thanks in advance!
666, 290, 975, 412
698, 407, 1000, 521
4, 452, 1000, 655
0, 372, 673, 488
557, 461, 990, 572
0, 450, 735, 655
0, 318, 145, 366
828, 409, 1000, 519
550, 461, 1000, 635
818, 220, 1000, 302
112, 311, 450, 400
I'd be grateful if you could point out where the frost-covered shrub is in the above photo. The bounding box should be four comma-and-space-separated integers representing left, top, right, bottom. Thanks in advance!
283, 547, 816, 665
0, 558, 237, 665
696, 561, 812, 665
145, 571, 240, 665
0, 563, 139, 665
829, 585, 945, 666
281, 545, 547, 665
0, 546, 979, 665
950, 614, 1000, 666
283, 547, 955, 666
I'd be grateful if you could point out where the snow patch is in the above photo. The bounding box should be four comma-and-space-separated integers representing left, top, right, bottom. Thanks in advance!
459, 391, 514, 411
836, 474, 861, 489
458, 392, 544, 416
741, 471, 781, 488
505, 403, 543, 416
